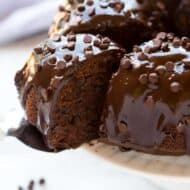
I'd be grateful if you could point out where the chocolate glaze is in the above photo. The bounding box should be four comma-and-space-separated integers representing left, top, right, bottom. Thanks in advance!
102, 33, 190, 154
15, 33, 123, 150
8, 119, 52, 152
49, 0, 167, 50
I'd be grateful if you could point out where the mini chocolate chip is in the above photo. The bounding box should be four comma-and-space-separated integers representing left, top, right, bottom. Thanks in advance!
99, 43, 109, 50
138, 52, 148, 61
88, 7, 95, 16
47, 43, 56, 53
113, 2, 124, 13
57, 60, 66, 69
72, 56, 79, 64
177, 122, 185, 133
102, 37, 111, 44
155, 65, 166, 75
165, 61, 174, 72
156, 32, 167, 40
68, 35, 76, 42
161, 42, 169, 52
93, 39, 101, 47
173, 37, 181, 48
181, 37, 189, 46
138, 73, 148, 85
64, 54, 72, 62
170, 82, 181, 93
59, 5, 65, 11
85, 45, 93, 51
146, 96, 154, 107
149, 73, 159, 84
48, 56, 57, 65
77, 5, 85, 12
118, 122, 128, 134
153, 39, 162, 48
67, 42, 75, 50
96, 34, 103, 39
51, 33, 61, 42
86, 0, 94, 6
120, 58, 132, 69
133, 45, 142, 52
167, 33, 174, 41
83, 35, 92, 43
34, 46, 43, 54
78, 0, 84, 3
39, 178, 45, 185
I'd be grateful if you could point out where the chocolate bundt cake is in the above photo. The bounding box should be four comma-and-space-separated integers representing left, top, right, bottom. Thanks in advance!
15, 33, 124, 150
101, 33, 190, 155
49, 0, 167, 50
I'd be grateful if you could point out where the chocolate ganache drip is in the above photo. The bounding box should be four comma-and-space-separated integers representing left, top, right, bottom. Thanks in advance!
101, 32, 190, 155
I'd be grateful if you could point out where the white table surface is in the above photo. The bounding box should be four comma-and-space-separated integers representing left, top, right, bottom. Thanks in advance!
0, 34, 185, 190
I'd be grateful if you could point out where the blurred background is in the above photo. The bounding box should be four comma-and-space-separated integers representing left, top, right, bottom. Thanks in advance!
0, 0, 61, 45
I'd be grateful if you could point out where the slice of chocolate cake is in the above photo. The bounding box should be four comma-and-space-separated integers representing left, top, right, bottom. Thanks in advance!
15, 33, 124, 150
101, 32, 190, 155
49, 0, 167, 50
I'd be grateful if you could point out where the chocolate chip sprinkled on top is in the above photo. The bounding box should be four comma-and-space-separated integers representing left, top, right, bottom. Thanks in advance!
170, 82, 181, 93
88, 7, 95, 16
149, 73, 159, 84
156, 32, 167, 40
49, 0, 165, 50
138, 73, 148, 85
165, 61, 174, 72
67, 42, 75, 50
93, 39, 101, 47
77, 5, 85, 12
68, 34, 76, 42
155, 65, 166, 75
64, 54, 73, 62
48, 56, 57, 65
47, 43, 56, 53
120, 57, 132, 69
86, 0, 94, 6
99, 43, 109, 50
83, 35, 92, 43
39, 178, 46, 185
138, 52, 148, 61
173, 37, 181, 48
34, 46, 43, 54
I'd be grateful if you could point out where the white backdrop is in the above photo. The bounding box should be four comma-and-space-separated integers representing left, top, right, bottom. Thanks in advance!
0, 0, 61, 44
